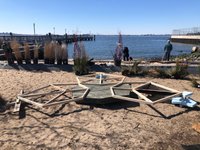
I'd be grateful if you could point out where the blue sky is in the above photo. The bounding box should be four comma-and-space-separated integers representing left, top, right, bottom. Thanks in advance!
0, 0, 199, 35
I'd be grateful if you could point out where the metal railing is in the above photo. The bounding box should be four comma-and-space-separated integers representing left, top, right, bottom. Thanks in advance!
172, 27, 200, 35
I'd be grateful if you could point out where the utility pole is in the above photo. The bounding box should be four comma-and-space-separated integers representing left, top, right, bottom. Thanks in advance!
53, 27, 55, 35
33, 23, 36, 44
33, 23, 36, 35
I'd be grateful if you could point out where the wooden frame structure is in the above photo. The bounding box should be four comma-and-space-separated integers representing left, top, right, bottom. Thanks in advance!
111, 81, 182, 105
76, 72, 125, 85
14, 72, 182, 112
15, 83, 90, 110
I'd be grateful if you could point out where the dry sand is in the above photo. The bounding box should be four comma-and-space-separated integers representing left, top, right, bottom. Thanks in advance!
0, 69, 200, 150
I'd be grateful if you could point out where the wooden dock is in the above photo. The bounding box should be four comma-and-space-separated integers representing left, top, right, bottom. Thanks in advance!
170, 35, 200, 44
0, 34, 95, 44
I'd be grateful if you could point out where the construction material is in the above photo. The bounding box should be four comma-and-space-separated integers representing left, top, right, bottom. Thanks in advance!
171, 91, 197, 108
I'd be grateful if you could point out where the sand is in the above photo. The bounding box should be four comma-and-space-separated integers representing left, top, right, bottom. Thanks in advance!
0, 69, 200, 150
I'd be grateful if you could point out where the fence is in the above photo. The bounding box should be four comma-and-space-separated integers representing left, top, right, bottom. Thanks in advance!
172, 27, 200, 35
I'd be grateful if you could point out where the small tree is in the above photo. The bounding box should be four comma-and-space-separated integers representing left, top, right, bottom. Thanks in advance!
170, 61, 189, 79
73, 38, 89, 75
114, 32, 123, 66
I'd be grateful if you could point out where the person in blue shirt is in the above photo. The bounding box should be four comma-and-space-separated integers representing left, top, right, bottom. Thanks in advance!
163, 40, 173, 61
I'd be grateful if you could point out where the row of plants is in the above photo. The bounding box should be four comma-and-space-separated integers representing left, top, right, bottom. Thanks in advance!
122, 60, 200, 88
122, 61, 189, 79
44, 41, 68, 65
2, 40, 68, 65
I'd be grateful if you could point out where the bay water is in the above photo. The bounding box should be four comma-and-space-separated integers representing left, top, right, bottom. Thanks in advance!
67, 35, 194, 60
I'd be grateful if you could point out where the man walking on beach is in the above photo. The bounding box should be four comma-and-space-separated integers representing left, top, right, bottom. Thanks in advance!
163, 40, 173, 61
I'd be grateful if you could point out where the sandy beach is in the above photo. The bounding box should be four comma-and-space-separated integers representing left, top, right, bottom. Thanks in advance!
0, 68, 199, 150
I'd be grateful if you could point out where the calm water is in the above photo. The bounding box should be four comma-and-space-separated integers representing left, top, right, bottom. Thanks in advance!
67, 35, 194, 60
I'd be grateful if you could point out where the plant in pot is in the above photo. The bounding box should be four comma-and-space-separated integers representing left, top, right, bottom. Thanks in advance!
24, 42, 31, 64
113, 33, 123, 67
55, 42, 62, 65
62, 43, 68, 65
10, 40, 23, 64
44, 42, 50, 64
73, 39, 89, 75
49, 42, 55, 64
33, 43, 40, 64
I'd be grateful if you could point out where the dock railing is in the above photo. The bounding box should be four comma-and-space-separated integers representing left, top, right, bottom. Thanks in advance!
172, 27, 200, 36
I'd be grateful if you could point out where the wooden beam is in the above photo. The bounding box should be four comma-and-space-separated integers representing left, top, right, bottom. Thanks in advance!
19, 90, 62, 97
121, 81, 146, 85
133, 81, 151, 90
153, 92, 182, 104
81, 88, 90, 99
43, 97, 83, 107
18, 96, 43, 108
25, 85, 51, 94
112, 87, 132, 90
45, 89, 68, 104
113, 95, 153, 105
150, 82, 180, 93
52, 83, 77, 86
132, 89, 153, 103
137, 89, 175, 94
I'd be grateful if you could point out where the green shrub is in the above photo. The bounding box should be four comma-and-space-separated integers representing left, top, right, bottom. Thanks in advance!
169, 61, 189, 79
121, 60, 147, 76
73, 42, 89, 76
73, 56, 89, 75
191, 78, 199, 88
154, 68, 171, 78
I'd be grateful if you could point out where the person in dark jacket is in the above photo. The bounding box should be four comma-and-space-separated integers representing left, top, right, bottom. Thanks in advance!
163, 40, 173, 61
2, 41, 14, 64
123, 46, 129, 61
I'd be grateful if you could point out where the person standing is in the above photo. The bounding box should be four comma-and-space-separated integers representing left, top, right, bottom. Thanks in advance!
2, 41, 14, 64
163, 40, 173, 61
123, 46, 129, 61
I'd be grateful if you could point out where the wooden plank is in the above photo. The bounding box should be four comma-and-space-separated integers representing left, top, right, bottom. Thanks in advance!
104, 77, 124, 81
43, 97, 83, 107
13, 90, 23, 112
150, 82, 180, 93
133, 81, 151, 90
25, 85, 51, 94
137, 89, 175, 94
121, 81, 146, 85
112, 87, 132, 90
153, 92, 182, 104
20, 90, 62, 97
18, 96, 43, 108
110, 87, 115, 96
52, 83, 77, 86
13, 98, 21, 112
45, 89, 68, 104
99, 74, 102, 84
76, 77, 81, 84
81, 88, 90, 99
132, 89, 153, 103
82, 83, 118, 86
113, 95, 153, 105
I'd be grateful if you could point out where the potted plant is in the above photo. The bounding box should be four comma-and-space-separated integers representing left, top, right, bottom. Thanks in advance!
33, 43, 40, 64
10, 40, 23, 65
73, 39, 89, 75
62, 43, 68, 65
114, 33, 123, 67
44, 42, 50, 64
24, 42, 31, 64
